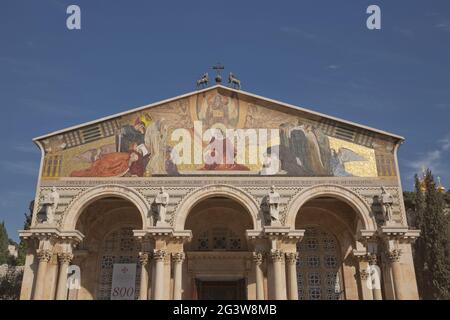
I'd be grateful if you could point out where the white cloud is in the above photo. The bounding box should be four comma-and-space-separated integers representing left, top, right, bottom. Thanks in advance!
435, 20, 450, 32
405, 134, 450, 176
327, 64, 340, 70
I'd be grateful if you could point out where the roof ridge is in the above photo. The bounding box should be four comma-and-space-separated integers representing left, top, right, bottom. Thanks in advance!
33, 84, 404, 141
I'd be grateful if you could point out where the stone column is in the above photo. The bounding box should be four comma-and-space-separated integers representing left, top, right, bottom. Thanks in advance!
138, 252, 150, 300
285, 252, 299, 300
270, 249, 285, 300
153, 249, 166, 300
252, 251, 265, 300
172, 252, 185, 300
359, 269, 373, 300
56, 252, 73, 300
355, 255, 373, 300
33, 249, 52, 300
388, 249, 404, 300
368, 254, 382, 300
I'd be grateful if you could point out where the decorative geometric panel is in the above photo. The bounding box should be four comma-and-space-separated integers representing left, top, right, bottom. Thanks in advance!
296, 226, 345, 300
194, 228, 243, 251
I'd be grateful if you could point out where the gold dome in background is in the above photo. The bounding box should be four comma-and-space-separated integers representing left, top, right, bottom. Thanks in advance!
437, 176, 446, 193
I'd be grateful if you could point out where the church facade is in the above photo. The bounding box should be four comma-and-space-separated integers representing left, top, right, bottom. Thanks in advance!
19, 85, 420, 300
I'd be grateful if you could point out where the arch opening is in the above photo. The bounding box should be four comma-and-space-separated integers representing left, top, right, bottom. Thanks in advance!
183, 196, 254, 300
184, 196, 253, 252
294, 196, 365, 301
72, 197, 143, 300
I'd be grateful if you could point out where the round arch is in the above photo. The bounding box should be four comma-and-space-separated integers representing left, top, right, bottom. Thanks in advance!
285, 184, 376, 231
62, 184, 150, 231
173, 184, 262, 231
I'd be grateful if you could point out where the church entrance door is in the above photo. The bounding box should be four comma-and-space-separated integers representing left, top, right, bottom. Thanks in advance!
196, 279, 246, 300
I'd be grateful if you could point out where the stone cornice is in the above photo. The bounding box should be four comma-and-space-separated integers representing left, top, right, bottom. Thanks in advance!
40, 176, 400, 188
379, 226, 420, 243
187, 251, 251, 260
19, 226, 84, 244
133, 228, 192, 243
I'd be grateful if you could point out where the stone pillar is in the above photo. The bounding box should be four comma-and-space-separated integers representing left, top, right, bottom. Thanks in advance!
56, 252, 73, 300
138, 252, 150, 300
153, 249, 166, 300
285, 252, 299, 300
33, 249, 52, 300
388, 249, 404, 300
355, 255, 373, 300
252, 251, 265, 300
270, 249, 284, 300
172, 252, 185, 300
368, 254, 383, 300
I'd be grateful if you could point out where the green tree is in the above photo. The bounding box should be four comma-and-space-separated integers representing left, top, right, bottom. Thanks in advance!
412, 170, 450, 299
0, 221, 9, 265
0, 267, 23, 300
15, 200, 33, 266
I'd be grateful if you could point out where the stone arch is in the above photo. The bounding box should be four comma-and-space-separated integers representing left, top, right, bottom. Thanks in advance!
285, 184, 376, 231
62, 184, 150, 231
173, 184, 262, 231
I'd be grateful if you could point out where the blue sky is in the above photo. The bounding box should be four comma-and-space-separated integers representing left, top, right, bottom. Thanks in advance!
1, 0, 449, 241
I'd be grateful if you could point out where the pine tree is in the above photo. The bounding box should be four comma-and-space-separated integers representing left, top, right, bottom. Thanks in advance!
412, 170, 450, 299
0, 222, 9, 265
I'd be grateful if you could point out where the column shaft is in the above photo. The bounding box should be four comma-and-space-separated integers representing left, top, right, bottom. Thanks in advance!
153, 250, 166, 300
270, 250, 284, 300
253, 252, 265, 300
33, 250, 52, 300
285, 253, 299, 300
139, 252, 149, 300
369, 254, 382, 300
172, 252, 185, 300
56, 252, 73, 300
389, 250, 405, 300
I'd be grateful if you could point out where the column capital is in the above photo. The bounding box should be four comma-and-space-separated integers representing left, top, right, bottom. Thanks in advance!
269, 249, 284, 262
57, 252, 73, 264
252, 251, 265, 265
359, 269, 370, 281
153, 249, 167, 262
37, 249, 53, 262
368, 253, 378, 266
172, 252, 185, 263
138, 252, 150, 266
387, 249, 402, 263
285, 252, 299, 265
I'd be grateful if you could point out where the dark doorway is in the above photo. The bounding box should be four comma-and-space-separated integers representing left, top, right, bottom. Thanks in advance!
196, 279, 246, 300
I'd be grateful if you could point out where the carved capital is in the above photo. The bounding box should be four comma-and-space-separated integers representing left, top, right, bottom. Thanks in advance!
138, 252, 150, 266
368, 253, 378, 266
252, 251, 265, 265
153, 249, 167, 262
359, 269, 370, 281
387, 249, 402, 263
270, 249, 284, 262
37, 249, 52, 263
285, 252, 299, 265
57, 252, 73, 265
172, 252, 185, 264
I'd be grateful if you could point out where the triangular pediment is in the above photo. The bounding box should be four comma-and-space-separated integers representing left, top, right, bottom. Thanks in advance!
36, 85, 401, 179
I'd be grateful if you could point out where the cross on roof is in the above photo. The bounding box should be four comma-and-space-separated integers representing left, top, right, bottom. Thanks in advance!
212, 63, 224, 83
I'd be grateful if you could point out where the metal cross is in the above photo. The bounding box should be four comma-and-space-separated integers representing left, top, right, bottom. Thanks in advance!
212, 63, 224, 83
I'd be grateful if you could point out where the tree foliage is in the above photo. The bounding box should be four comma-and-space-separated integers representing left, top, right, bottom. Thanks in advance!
15, 200, 33, 266
0, 267, 23, 300
0, 222, 9, 265
409, 170, 450, 299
